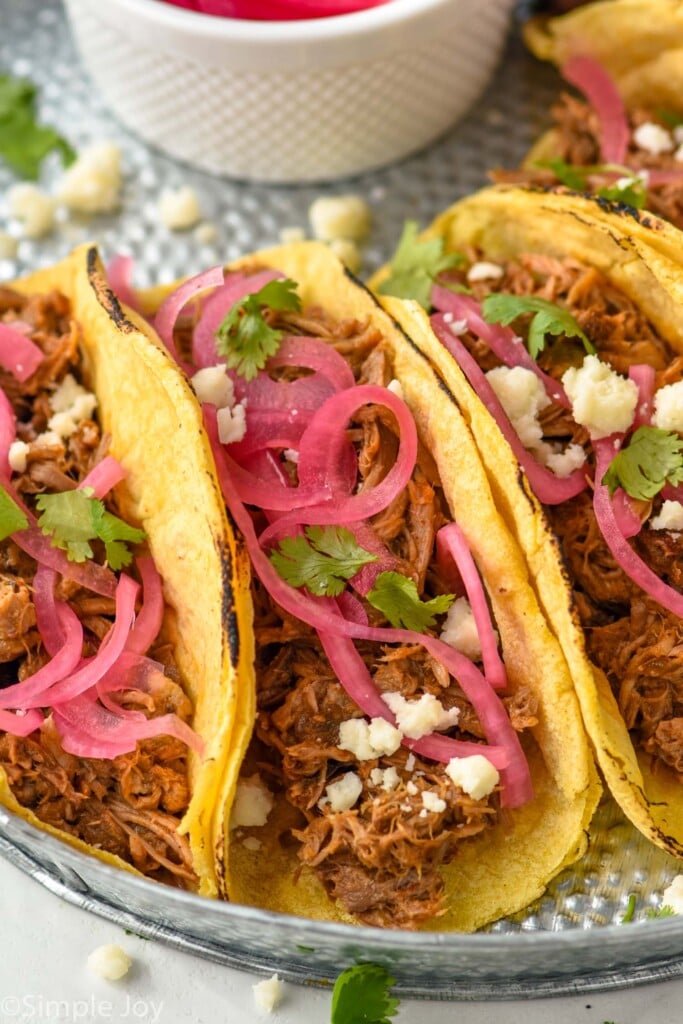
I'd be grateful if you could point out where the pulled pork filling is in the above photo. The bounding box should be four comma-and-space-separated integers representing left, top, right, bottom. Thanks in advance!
0, 288, 196, 888
492, 95, 683, 229
241, 306, 537, 929
461, 252, 683, 776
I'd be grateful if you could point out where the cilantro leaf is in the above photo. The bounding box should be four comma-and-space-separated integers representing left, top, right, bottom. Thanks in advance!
621, 893, 637, 924
647, 905, 676, 919
36, 488, 145, 566
597, 177, 647, 210
0, 74, 76, 179
602, 426, 683, 501
0, 485, 29, 542
378, 220, 465, 310
215, 279, 301, 381
367, 571, 454, 632
269, 525, 378, 597
330, 964, 399, 1024
656, 109, 683, 129
481, 293, 595, 360
536, 157, 588, 191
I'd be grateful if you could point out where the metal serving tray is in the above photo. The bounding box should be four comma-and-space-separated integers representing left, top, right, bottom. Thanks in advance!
2, 0, 683, 1000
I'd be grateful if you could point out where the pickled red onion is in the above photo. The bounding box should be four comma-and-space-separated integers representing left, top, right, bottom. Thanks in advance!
430, 287, 570, 408
562, 56, 629, 165
431, 315, 588, 505
436, 523, 507, 690
155, 265, 224, 369
0, 388, 16, 478
126, 556, 165, 655
53, 695, 203, 759
79, 455, 127, 500
594, 437, 683, 616
192, 270, 280, 369
0, 603, 83, 711
629, 364, 655, 428
0, 708, 43, 736
0, 323, 43, 382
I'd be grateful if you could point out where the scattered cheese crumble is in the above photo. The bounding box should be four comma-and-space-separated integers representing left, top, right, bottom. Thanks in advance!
242, 836, 262, 852
467, 261, 503, 283
440, 596, 482, 661
194, 221, 218, 246
562, 355, 638, 439
322, 772, 363, 812
633, 121, 673, 156
0, 231, 18, 259
191, 366, 235, 408
279, 225, 306, 245
329, 237, 362, 275
446, 755, 499, 800
653, 380, 683, 433
230, 774, 274, 830
421, 791, 446, 813
309, 195, 371, 243
217, 401, 247, 445
158, 185, 202, 231
252, 974, 283, 1014
338, 717, 402, 760
382, 691, 459, 740
56, 141, 122, 214
386, 378, 404, 400
8, 440, 29, 474
544, 442, 586, 478
662, 875, 683, 914
46, 374, 97, 439
486, 365, 550, 449
8, 183, 55, 239
650, 500, 683, 533
87, 944, 132, 981
369, 766, 400, 792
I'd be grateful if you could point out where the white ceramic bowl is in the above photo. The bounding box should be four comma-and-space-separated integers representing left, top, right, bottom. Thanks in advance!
64, 0, 516, 183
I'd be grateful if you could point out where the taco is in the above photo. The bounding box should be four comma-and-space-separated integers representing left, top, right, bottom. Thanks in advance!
138, 241, 600, 930
0, 245, 249, 898
492, 0, 683, 228
371, 184, 683, 857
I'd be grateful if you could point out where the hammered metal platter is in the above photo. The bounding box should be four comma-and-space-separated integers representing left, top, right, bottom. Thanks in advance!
2, 0, 683, 1000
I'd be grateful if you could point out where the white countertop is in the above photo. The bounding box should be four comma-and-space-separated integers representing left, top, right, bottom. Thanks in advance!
2, 855, 683, 1024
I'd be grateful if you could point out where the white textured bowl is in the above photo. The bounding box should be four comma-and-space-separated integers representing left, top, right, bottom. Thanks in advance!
64, 0, 515, 183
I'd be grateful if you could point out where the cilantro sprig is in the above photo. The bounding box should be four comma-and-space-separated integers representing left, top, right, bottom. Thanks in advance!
656, 109, 683, 130
535, 158, 647, 209
366, 571, 454, 632
596, 177, 647, 210
620, 893, 637, 924
536, 157, 590, 191
36, 488, 146, 569
331, 964, 399, 1024
481, 293, 595, 360
215, 279, 301, 381
647, 905, 676, 919
269, 526, 378, 597
378, 220, 465, 310
602, 427, 683, 501
0, 485, 29, 542
0, 74, 75, 179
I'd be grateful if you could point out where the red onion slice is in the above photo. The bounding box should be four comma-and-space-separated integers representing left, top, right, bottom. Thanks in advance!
0, 324, 44, 382
79, 455, 127, 500
192, 270, 280, 369
53, 695, 203, 759
436, 523, 507, 690
594, 437, 683, 616
155, 265, 225, 369
125, 556, 165, 655
107, 255, 142, 314
0, 603, 83, 710
0, 388, 16, 478
562, 56, 629, 165
430, 288, 570, 408
629, 364, 655, 428
431, 315, 588, 505
0, 708, 43, 737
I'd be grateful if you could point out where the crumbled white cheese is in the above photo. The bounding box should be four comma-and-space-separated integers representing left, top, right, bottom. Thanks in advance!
338, 717, 402, 760
543, 442, 586, 478
486, 365, 550, 448
405, 753, 416, 772
309, 195, 371, 242
279, 225, 306, 245
33, 430, 63, 449
252, 974, 283, 1014
194, 221, 218, 246
242, 836, 262, 852
8, 441, 30, 474
8, 183, 55, 239
369, 766, 401, 792
323, 772, 363, 812
650, 500, 683, 533
447, 317, 469, 336
217, 401, 247, 445
0, 231, 18, 260
283, 448, 299, 464
445, 754, 500, 800
158, 186, 202, 231
633, 121, 674, 155
386, 378, 403, 400
406, 780, 418, 796
56, 141, 122, 214
662, 875, 683, 914
421, 790, 446, 813
467, 261, 504, 283
329, 237, 362, 275
440, 597, 482, 661
87, 944, 131, 981
230, 774, 274, 829
382, 692, 460, 740
562, 355, 638, 439
46, 374, 97, 439
191, 366, 235, 409
653, 380, 683, 433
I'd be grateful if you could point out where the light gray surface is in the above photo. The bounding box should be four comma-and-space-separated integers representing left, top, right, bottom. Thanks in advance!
3, 0, 683, 1004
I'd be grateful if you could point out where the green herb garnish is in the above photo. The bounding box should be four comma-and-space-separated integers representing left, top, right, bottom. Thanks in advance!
330, 964, 399, 1024
536, 157, 589, 191
36, 488, 146, 568
621, 893, 637, 924
0, 74, 76, 179
269, 525, 378, 597
378, 220, 465, 310
481, 293, 595, 360
647, 905, 676, 919
596, 177, 647, 209
0, 485, 29, 542
656, 109, 683, 130
602, 426, 683, 501
215, 278, 301, 381
367, 571, 454, 632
